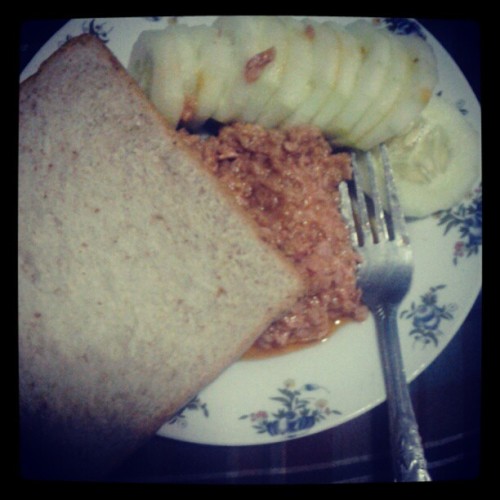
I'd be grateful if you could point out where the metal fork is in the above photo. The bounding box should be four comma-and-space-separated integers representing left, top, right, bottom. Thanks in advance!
340, 144, 431, 482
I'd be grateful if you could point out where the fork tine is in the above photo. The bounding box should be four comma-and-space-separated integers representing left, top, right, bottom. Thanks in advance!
379, 144, 410, 245
350, 153, 372, 247
339, 181, 359, 247
364, 151, 389, 243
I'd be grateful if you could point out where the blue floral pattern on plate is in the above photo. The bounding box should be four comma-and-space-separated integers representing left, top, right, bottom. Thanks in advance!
239, 379, 341, 438
436, 186, 482, 265
381, 17, 427, 39
400, 285, 457, 347
56, 17, 163, 47
57, 19, 115, 47
166, 396, 209, 428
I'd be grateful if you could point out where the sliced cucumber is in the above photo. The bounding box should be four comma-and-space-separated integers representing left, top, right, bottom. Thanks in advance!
311, 22, 363, 131
361, 95, 480, 218
257, 17, 314, 128
344, 27, 413, 148
128, 28, 185, 126
188, 26, 236, 127
171, 24, 199, 110
356, 31, 438, 151
238, 16, 289, 123
213, 16, 287, 124
283, 20, 343, 127
325, 20, 392, 140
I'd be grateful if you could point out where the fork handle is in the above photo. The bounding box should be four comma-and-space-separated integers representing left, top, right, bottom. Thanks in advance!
373, 305, 431, 482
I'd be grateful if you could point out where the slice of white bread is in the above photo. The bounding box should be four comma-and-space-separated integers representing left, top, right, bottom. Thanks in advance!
18, 34, 305, 480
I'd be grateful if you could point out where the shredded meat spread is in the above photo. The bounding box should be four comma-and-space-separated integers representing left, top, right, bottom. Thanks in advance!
182, 123, 368, 349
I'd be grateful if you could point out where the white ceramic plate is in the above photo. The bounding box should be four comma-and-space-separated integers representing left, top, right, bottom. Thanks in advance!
21, 16, 482, 446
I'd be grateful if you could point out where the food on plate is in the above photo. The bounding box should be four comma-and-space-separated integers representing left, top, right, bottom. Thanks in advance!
211, 16, 289, 124
182, 123, 368, 349
354, 30, 439, 151
284, 20, 343, 127
18, 34, 305, 478
358, 94, 481, 218
253, 16, 315, 128
302, 20, 364, 135
332, 20, 412, 147
128, 15, 479, 219
128, 16, 438, 150
128, 25, 187, 125
312, 19, 393, 141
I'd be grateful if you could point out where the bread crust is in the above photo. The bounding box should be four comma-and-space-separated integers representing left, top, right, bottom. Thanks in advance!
19, 34, 305, 479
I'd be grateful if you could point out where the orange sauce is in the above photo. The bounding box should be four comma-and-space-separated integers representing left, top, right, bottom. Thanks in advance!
241, 318, 350, 361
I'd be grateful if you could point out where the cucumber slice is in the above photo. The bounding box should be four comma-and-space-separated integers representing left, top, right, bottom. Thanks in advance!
257, 16, 315, 128
356, 31, 438, 151
188, 25, 235, 127
171, 24, 199, 107
213, 16, 287, 124
283, 20, 343, 127
323, 19, 392, 140
361, 95, 481, 218
238, 17, 289, 123
128, 28, 185, 126
310, 22, 363, 131
344, 27, 413, 148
